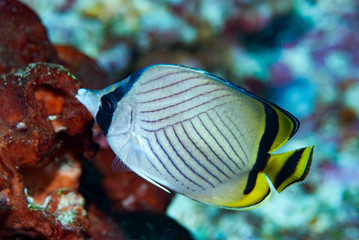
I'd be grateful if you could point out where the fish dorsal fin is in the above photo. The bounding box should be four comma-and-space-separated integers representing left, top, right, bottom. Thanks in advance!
266, 102, 299, 153
203, 70, 299, 153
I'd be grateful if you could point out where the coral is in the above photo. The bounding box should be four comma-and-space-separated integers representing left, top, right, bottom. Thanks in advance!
46, 190, 89, 231
0, 63, 94, 239
103, 171, 174, 213
55, 45, 112, 90
0, 0, 59, 75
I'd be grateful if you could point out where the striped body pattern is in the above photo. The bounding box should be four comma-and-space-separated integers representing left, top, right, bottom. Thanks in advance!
76, 64, 314, 210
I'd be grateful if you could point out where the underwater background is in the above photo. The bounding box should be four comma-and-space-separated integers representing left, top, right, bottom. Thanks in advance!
1, 0, 358, 239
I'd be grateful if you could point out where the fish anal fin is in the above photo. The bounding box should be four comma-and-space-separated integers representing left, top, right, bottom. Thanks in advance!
264, 146, 314, 193
222, 172, 271, 210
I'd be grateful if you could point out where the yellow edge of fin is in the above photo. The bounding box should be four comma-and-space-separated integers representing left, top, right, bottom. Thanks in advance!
264, 146, 314, 193
268, 107, 298, 153
223, 173, 271, 210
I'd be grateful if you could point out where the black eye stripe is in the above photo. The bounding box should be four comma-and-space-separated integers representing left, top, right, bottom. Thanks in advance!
95, 67, 146, 136
95, 88, 125, 136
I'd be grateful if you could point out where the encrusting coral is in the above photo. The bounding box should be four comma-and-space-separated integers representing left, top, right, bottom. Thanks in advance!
0, 62, 95, 239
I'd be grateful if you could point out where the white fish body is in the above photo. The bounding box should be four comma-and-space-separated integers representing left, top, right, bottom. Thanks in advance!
76, 64, 313, 210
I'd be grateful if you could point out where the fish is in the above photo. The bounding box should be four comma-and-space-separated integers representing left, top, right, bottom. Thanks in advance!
75, 64, 314, 210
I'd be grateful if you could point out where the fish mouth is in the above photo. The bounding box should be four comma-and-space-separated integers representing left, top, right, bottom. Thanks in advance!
75, 88, 90, 102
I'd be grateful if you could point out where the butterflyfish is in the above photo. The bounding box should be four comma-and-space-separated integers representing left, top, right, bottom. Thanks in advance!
76, 64, 313, 210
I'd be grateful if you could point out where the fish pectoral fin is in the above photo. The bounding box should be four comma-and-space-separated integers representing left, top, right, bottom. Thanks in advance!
111, 136, 172, 194
111, 135, 132, 173
264, 146, 314, 193
220, 172, 271, 210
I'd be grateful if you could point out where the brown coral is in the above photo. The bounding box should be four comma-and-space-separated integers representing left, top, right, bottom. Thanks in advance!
0, 0, 59, 75
0, 63, 95, 239
0, 0, 99, 237
55, 45, 112, 90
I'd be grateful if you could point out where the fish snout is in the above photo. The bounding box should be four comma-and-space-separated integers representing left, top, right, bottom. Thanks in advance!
75, 88, 101, 118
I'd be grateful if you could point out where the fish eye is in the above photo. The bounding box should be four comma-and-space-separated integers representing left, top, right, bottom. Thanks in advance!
100, 97, 117, 115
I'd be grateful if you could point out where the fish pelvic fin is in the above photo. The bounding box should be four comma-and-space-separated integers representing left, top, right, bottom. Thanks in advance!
264, 146, 314, 193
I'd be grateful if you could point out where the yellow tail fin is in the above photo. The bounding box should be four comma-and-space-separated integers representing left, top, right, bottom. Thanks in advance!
264, 146, 314, 193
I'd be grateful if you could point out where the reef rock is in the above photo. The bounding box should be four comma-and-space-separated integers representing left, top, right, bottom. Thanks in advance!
0, 0, 59, 75
0, 63, 95, 239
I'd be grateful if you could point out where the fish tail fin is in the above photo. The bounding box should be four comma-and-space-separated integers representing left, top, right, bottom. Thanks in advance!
264, 146, 314, 193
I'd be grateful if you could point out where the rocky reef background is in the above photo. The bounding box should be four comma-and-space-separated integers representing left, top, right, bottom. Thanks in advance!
1, 0, 358, 239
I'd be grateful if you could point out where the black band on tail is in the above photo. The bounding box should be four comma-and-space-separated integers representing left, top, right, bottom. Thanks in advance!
273, 148, 304, 189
